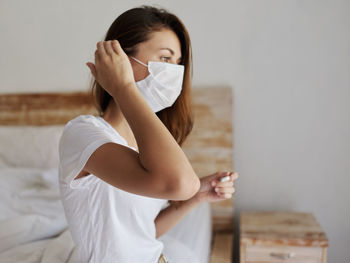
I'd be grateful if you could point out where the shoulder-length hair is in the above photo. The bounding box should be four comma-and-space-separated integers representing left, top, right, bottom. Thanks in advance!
90, 5, 194, 146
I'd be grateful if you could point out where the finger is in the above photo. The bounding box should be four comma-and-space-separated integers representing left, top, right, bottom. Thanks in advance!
211, 174, 231, 187
210, 171, 228, 183
94, 49, 99, 60
96, 41, 107, 58
209, 172, 231, 188
86, 62, 97, 78
223, 193, 233, 198
215, 180, 234, 187
112, 39, 123, 55
219, 175, 231, 182
104, 40, 114, 56
214, 186, 235, 194
217, 172, 238, 184
231, 172, 239, 180
214, 189, 233, 199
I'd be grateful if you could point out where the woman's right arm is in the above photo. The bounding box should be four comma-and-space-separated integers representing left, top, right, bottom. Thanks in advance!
84, 40, 200, 200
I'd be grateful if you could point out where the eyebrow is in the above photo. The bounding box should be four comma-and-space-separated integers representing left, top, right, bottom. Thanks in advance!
159, 47, 182, 62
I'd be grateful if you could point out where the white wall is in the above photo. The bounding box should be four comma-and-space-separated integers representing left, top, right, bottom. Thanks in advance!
1, 0, 349, 262
230, 1, 350, 263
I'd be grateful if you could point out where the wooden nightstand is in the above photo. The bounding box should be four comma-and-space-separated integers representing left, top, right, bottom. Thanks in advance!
239, 211, 328, 263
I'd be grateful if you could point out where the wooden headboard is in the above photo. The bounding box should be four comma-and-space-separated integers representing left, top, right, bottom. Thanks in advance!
0, 86, 234, 233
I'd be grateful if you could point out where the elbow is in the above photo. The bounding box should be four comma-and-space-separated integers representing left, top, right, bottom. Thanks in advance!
168, 171, 200, 200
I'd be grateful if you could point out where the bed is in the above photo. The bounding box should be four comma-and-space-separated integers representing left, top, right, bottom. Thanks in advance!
0, 86, 234, 263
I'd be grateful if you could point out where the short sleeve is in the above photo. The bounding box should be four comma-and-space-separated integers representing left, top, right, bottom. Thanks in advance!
58, 116, 116, 190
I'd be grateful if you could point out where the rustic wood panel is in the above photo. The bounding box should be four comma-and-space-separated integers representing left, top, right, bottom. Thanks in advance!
245, 244, 324, 262
0, 92, 97, 125
210, 232, 233, 263
183, 86, 234, 233
240, 211, 329, 263
240, 211, 329, 247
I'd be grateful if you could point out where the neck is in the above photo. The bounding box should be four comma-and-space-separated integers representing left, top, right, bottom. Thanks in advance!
101, 99, 126, 131
100, 98, 137, 150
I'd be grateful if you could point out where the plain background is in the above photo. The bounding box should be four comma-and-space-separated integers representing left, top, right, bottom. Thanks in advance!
1, 0, 349, 262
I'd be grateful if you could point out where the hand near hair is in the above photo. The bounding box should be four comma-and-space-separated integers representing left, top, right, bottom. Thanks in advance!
86, 40, 136, 97
193, 171, 238, 203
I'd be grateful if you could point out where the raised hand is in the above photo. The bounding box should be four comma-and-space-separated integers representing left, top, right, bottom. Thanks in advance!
86, 40, 136, 97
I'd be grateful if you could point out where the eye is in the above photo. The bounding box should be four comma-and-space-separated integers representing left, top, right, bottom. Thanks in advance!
161, 56, 171, 62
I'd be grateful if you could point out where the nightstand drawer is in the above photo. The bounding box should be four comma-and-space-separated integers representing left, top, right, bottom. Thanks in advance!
245, 244, 323, 263
240, 212, 328, 263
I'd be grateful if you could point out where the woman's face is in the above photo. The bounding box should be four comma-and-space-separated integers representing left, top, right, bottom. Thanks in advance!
129, 28, 182, 82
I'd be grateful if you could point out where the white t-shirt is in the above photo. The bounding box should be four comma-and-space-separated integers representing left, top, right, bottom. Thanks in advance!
58, 114, 169, 263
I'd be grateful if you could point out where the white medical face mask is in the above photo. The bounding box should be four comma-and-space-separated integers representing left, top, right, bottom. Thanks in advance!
130, 56, 185, 113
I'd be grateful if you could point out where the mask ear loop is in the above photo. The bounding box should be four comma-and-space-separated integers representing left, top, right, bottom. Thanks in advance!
130, 56, 148, 67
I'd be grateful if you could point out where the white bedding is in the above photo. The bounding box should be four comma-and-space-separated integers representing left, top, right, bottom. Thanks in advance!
0, 167, 212, 263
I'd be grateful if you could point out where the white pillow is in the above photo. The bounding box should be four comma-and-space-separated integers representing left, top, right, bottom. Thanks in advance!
0, 125, 65, 169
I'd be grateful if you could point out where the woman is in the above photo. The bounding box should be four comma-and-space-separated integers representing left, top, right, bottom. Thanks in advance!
58, 5, 238, 263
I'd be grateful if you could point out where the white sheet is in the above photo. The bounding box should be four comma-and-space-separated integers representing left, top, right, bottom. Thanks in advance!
158, 201, 212, 263
0, 167, 212, 263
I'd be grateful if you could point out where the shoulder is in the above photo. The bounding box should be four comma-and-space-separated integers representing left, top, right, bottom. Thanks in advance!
58, 115, 113, 152
60, 114, 108, 138
64, 114, 103, 130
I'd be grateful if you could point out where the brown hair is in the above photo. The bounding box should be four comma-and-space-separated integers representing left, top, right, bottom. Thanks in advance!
89, 5, 194, 146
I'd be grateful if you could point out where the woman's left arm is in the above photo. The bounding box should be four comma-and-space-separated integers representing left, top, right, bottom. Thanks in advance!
154, 171, 238, 239
154, 197, 201, 239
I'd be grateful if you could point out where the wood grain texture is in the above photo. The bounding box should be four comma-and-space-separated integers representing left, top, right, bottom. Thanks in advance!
240, 212, 328, 263
0, 92, 97, 125
240, 211, 328, 247
183, 86, 234, 233
245, 244, 323, 263
210, 232, 233, 263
